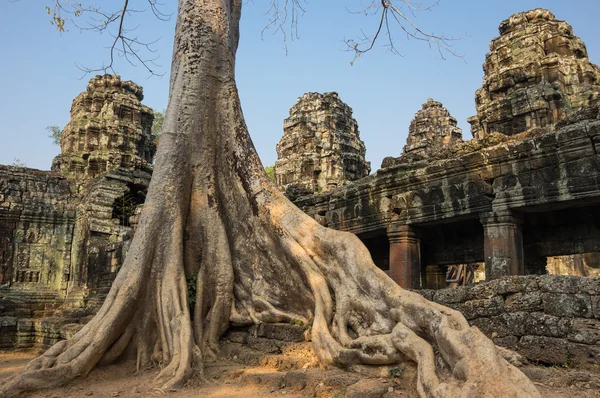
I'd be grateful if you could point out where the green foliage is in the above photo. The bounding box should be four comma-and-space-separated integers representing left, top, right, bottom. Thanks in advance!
152, 109, 166, 144
186, 273, 198, 314
290, 319, 304, 327
264, 165, 275, 182
46, 125, 63, 146
389, 365, 405, 379
11, 158, 26, 167
112, 194, 138, 227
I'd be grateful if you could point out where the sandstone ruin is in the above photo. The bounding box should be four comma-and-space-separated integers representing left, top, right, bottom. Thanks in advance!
403, 98, 463, 157
0, 75, 154, 349
1, 7, 600, 384
468, 9, 600, 139
274, 92, 370, 197
52, 74, 156, 180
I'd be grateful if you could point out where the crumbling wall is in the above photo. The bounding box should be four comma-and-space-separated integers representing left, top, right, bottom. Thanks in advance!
0, 75, 154, 350
0, 166, 77, 291
418, 275, 600, 367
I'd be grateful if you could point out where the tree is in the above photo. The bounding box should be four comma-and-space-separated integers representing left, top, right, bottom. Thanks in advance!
152, 109, 165, 144
264, 164, 275, 182
10, 158, 26, 168
46, 125, 63, 146
0, 1, 539, 397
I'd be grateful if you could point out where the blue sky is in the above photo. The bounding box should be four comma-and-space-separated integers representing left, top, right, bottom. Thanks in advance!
1, 1, 598, 171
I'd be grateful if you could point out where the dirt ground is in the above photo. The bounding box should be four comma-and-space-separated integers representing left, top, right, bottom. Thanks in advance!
2, 350, 600, 397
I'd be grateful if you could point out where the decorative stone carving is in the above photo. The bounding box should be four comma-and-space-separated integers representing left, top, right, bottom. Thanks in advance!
274, 92, 370, 197
52, 75, 156, 180
403, 98, 463, 156
0, 75, 154, 350
469, 9, 600, 139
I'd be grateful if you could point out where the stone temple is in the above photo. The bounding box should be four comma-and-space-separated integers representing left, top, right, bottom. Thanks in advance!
403, 98, 463, 157
0, 75, 154, 349
274, 92, 370, 197
468, 9, 600, 139
2, 9, 600, 369
52, 74, 156, 180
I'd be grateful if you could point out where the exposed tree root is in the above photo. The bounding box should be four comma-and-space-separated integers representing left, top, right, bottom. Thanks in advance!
0, 0, 540, 397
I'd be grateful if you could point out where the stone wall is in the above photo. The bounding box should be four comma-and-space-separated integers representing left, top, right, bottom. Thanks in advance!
274, 92, 370, 197
0, 75, 154, 350
417, 275, 600, 367
0, 166, 77, 290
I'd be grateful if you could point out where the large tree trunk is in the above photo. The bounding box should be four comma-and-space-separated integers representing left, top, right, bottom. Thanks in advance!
0, 1, 539, 397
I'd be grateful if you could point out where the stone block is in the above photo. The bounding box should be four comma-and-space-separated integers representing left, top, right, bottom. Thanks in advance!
504, 292, 543, 312
345, 379, 388, 398
593, 296, 600, 319
567, 341, 600, 366
580, 277, 600, 295
520, 312, 572, 338
493, 335, 518, 348
256, 323, 306, 342
568, 319, 600, 345
0, 316, 17, 327
542, 293, 592, 318
538, 275, 584, 294
246, 336, 281, 354
455, 296, 504, 320
432, 286, 471, 304
471, 316, 512, 338
60, 323, 84, 340
227, 330, 249, 344
517, 335, 569, 365
17, 319, 34, 332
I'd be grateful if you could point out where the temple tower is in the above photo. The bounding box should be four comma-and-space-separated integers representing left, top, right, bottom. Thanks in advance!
274, 92, 370, 196
403, 98, 463, 156
469, 9, 600, 139
52, 75, 156, 180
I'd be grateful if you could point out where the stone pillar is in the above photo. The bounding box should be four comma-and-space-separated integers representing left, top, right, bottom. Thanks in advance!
387, 223, 421, 288
480, 211, 524, 280
425, 265, 447, 290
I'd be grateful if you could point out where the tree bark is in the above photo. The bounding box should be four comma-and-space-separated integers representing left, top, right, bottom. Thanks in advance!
0, 1, 540, 397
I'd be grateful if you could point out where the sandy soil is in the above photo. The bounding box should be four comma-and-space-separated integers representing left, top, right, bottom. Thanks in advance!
2, 350, 600, 397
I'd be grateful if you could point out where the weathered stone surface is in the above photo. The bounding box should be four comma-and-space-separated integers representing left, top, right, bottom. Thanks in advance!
542, 293, 592, 318
455, 296, 504, 320
538, 275, 586, 294
274, 92, 370, 196
345, 379, 389, 398
592, 296, 600, 319
518, 335, 570, 365
414, 276, 600, 366
252, 323, 306, 342
52, 74, 156, 180
567, 319, 600, 345
403, 98, 463, 157
0, 75, 154, 350
469, 9, 600, 139
505, 292, 543, 312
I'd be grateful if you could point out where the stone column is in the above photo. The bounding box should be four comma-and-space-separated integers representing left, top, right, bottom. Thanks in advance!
387, 223, 421, 288
480, 211, 524, 280
425, 265, 447, 290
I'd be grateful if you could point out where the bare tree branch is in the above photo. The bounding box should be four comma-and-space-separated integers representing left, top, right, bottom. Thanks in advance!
344, 0, 465, 64
46, 0, 172, 77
